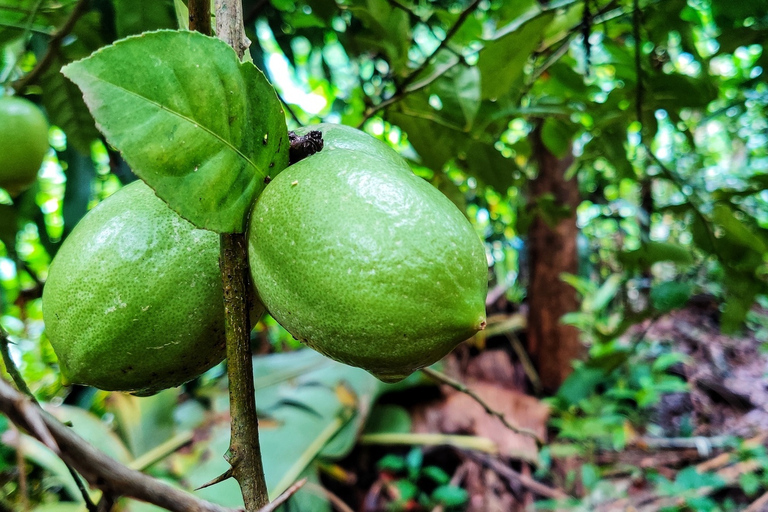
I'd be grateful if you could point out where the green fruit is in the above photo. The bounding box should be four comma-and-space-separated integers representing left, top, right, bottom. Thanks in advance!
0, 96, 49, 196
248, 124, 487, 382
43, 181, 263, 395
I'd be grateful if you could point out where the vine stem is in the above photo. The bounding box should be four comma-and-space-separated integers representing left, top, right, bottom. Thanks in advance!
189, 0, 270, 510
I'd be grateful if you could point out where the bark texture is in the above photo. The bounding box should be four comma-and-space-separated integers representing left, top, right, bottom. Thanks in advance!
527, 123, 583, 391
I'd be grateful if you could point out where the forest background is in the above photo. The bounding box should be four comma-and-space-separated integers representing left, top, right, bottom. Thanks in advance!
1, 0, 768, 510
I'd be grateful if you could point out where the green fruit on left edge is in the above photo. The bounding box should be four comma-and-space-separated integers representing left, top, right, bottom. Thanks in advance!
43, 181, 263, 395
248, 124, 488, 382
0, 96, 49, 196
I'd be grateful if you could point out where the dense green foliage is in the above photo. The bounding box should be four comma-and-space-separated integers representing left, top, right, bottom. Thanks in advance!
1, 0, 767, 510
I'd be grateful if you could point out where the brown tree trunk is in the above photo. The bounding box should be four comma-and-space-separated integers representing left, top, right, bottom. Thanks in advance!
526, 123, 583, 392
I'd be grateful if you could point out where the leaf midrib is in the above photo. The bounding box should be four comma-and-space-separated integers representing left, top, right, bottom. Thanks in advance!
93, 74, 262, 176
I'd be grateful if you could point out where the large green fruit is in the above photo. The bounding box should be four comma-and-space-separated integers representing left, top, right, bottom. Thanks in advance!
248, 124, 487, 382
43, 181, 262, 395
0, 96, 49, 196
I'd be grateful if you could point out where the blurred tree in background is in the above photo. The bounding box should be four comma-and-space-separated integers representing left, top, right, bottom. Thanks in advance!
2, 0, 768, 510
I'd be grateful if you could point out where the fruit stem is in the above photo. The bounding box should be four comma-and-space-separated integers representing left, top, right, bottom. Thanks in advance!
220, 233, 269, 510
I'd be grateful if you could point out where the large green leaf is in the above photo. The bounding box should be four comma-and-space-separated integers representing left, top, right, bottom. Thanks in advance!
188, 350, 397, 506
40, 11, 107, 153
108, 389, 178, 459
62, 30, 289, 233
461, 141, 519, 192
0, 0, 75, 44
42, 57, 100, 153
45, 404, 133, 464
477, 12, 554, 100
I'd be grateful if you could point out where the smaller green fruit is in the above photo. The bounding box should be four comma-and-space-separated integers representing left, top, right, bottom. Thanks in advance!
43, 181, 263, 395
0, 96, 49, 196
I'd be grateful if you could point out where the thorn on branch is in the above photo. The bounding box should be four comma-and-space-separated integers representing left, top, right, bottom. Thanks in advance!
288, 131, 324, 165
196, 467, 235, 491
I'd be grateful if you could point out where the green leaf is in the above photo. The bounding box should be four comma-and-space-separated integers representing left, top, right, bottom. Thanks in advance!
389, 111, 461, 171
556, 366, 606, 405
393, 479, 419, 501
583, 274, 622, 313
347, 0, 410, 73
363, 404, 412, 434
377, 453, 407, 472
649, 73, 718, 111
461, 141, 519, 192
712, 204, 768, 253
428, 63, 481, 130
581, 463, 600, 491
619, 241, 695, 269
431, 485, 468, 507
421, 465, 450, 485
477, 13, 555, 100
62, 30, 289, 233
541, 118, 577, 158
739, 472, 761, 497
652, 352, 689, 372
109, 389, 178, 459
721, 269, 761, 333
406, 447, 423, 479
650, 281, 692, 312
42, 57, 100, 153
14, 434, 84, 501
190, 350, 394, 506
46, 404, 133, 464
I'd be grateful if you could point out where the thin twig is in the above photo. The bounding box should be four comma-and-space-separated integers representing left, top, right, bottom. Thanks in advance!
276, 90, 302, 127
1, 0, 43, 87
504, 332, 542, 395
420, 367, 543, 442
304, 482, 355, 512
745, 490, 768, 512
633, 0, 644, 133
644, 147, 722, 261
356, 0, 614, 128
0, 325, 34, 398
399, 0, 481, 91
12, 424, 29, 512
0, 377, 238, 512
1, 325, 99, 511
256, 478, 307, 512
460, 449, 570, 501
357, 0, 482, 128
12, 0, 90, 92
